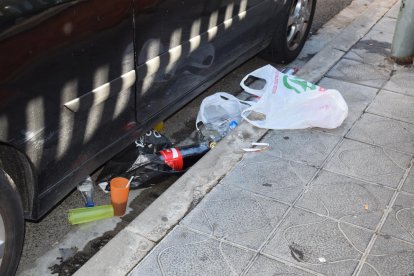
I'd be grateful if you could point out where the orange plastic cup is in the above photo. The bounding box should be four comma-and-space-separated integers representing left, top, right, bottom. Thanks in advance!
110, 177, 130, 216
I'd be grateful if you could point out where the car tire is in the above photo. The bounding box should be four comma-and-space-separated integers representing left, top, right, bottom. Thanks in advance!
262, 0, 316, 64
0, 170, 24, 276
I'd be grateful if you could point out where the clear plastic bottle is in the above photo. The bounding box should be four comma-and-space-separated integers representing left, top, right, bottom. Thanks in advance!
198, 123, 223, 142
199, 118, 240, 142
77, 176, 95, 207
221, 118, 239, 137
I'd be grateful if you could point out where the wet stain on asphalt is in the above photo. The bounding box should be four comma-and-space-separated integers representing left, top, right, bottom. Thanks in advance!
49, 231, 117, 275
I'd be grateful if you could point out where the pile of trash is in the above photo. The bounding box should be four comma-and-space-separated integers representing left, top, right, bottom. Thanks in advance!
69, 65, 348, 225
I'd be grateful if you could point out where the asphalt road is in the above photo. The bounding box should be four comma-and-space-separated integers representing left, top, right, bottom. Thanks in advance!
17, 0, 353, 274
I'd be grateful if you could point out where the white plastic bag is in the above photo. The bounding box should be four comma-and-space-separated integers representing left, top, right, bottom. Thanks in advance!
196, 92, 251, 130
240, 65, 348, 129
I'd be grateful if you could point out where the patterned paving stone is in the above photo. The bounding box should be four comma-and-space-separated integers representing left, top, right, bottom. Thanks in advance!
379, 192, 414, 244
263, 207, 372, 276
325, 139, 411, 188
326, 59, 391, 88
361, 235, 414, 276
129, 226, 254, 276
181, 184, 289, 250
383, 67, 414, 97
221, 155, 317, 204
297, 170, 394, 230
346, 113, 414, 154
367, 89, 414, 124
402, 170, 414, 194
318, 78, 378, 136
245, 255, 317, 276
260, 129, 342, 167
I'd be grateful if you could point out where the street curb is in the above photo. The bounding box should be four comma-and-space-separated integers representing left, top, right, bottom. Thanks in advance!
74, 0, 398, 275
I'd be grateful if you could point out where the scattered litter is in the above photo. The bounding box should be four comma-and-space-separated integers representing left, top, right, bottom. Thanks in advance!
77, 176, 95, 207
281, 67, 299, 75
318, 257, 327, 263
98, 129, 215, 190
109, 177, 130, 216
242, 142, 270, 152
364, 203, 369, 210
240, 65, 348, 130
98, 182, 109, 193
97, 130, 173, 189
196, 92, 252, 141
68, 205, 114, 225
153, 121, 164, 132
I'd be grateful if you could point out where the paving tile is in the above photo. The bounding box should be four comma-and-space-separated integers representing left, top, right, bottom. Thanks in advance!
263, 207, 372, 276
181, 184, 289, 250
384, 1, 400, 19
260, 129, 342, 167
367, 89, 414, 124
402, 170, 414, 194
361, 235, 414, 276
347, 113, 414, 154
379, 192, 414, 244
297, 170, 394, 230
317, 78, 378, 136
245, 255, 316, 276
326, 59, 391, 88
129, 226, 254, 276
221, 155, 317, 204
371, 16, 397, 34
344, 43, 393, 68
360, 29, 394, 48
383, 67, 414, 96
325, 139, 411, 188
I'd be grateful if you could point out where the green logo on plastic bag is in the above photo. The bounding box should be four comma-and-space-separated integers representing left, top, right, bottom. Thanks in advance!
283, 75, 317, 94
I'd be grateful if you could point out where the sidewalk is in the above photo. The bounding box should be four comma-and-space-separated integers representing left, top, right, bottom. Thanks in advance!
78, 0, 414, 275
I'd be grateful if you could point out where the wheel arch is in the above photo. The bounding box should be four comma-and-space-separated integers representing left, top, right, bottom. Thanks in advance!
0, 142, 38, 220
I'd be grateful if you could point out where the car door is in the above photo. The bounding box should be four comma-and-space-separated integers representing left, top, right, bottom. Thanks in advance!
132, 0, 276, 125
0, 0, 136, 216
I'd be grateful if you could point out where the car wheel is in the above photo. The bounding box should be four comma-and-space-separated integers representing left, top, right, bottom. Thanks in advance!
262, 0, 316, 64
0, 170, 24, 276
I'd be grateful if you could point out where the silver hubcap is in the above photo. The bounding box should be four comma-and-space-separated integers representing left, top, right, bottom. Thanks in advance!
0, 213, 5, 267
287, 0, 312, 51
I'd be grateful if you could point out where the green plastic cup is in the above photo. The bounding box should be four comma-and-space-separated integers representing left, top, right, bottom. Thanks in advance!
68, 205, 114, 225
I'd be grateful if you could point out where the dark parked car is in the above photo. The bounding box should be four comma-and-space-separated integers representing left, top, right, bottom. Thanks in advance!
0, 0, 315, 274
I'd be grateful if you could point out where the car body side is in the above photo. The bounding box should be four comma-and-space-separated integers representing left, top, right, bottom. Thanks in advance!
0, 0, 284, 220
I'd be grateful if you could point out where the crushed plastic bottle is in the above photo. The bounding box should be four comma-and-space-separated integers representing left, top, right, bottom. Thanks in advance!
218, 119, 239, 138
77, 176, 95, 207
198, 117, 240, 142
198, 123, 223, 142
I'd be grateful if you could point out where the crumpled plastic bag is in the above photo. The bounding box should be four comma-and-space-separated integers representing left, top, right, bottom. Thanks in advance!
240, 65, 348, 129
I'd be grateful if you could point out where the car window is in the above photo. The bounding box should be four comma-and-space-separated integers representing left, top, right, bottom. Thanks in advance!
0, 0, 74, 30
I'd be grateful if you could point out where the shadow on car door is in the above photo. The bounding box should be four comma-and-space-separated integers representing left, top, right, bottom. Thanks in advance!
132, 0, 277, 126
0, 0, 137, 217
